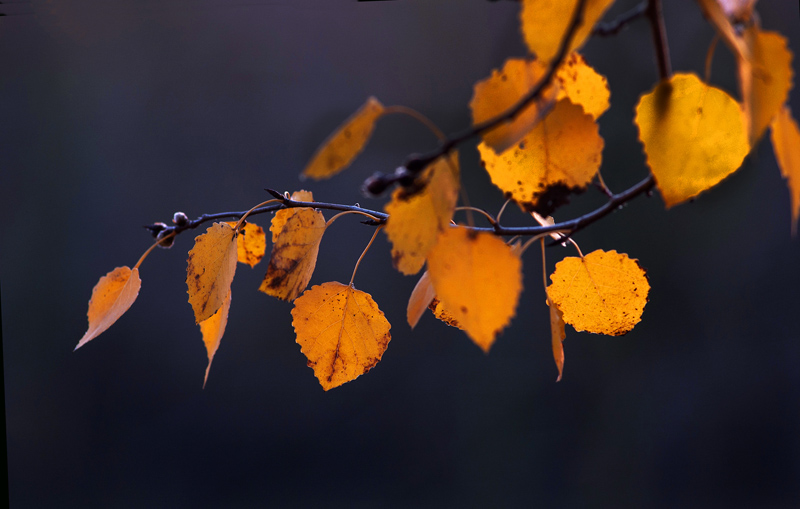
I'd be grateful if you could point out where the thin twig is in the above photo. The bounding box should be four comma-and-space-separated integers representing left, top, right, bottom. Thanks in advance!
592, 1, 648, 36
646, 0, 672, 80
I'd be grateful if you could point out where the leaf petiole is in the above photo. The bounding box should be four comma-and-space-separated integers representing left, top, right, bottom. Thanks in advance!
133, 231, 176, 270
349, 226, 383, 286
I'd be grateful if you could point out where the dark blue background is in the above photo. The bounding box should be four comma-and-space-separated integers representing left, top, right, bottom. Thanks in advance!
2, 0, 799, 506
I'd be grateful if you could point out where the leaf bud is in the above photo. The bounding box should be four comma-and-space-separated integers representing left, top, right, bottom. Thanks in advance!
156, 229, 175, 249
362, 172, 391, 196
144, 222, 168, 237
172, 212, 189, 226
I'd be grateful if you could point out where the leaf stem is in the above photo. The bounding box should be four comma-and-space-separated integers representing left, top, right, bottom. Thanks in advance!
383, 105, 446, 142
133, 232, 176, 270
349, 226, 383, 287
454, 206, 497, 227
326, 209, 382, 228
235, 199, 281, 230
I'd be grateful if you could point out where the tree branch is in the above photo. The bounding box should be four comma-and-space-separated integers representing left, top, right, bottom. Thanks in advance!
645, 0, 672, 80
592, 1, 647, 36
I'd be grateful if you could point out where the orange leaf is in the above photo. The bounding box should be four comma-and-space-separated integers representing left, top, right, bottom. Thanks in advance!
547, 293, 566, 382
520, 0, 615, 63
302, 97, 385, 179
696, 0, 751, 63
384, 152, 459, 275
74, 266, 141, 350
770, 106, 800, 235
426, 227, 522, 352
470, 58, 558, 154
478, 98, 603, 214
555, 53, 610, 120
259, 190, 326, 301
225, 221, 266, 267
428, 297, 464, 331
186, 222, 238, 323
635, 73, 749, 208
199, 290, 231, 388
407, 271, 436, 329
292, 282, 391, 391
547, 249, 649, 336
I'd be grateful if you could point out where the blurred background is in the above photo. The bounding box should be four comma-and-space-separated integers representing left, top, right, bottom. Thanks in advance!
2, 0, 799, 506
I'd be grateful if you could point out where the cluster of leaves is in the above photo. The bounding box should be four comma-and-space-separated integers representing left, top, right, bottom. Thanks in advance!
75, 0, 798, 391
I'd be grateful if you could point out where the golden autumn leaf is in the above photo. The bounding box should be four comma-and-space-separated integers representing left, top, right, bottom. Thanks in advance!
770, 106, 800, 235
302, 97, 385, 179
738, 28, 793, 146
697, 0, 751, 63
407, 271, 436, 329
426, 227, 522, 352
547, 249, 649, 336
199, 290, 231, 388
259, 190, 327, 301
74, 266, 141, 350
478, 98, 603, 214
635, 73, 749, 208
470, 58, 558, 154
555, 53, 610, 120
428, 297, 464, 331
225, 221, 266, 267
384, 152, 460, 275
547, 293, 566, 382
186, 222, 238, 323
520, 0, 615, 64
292, 282, 391, 391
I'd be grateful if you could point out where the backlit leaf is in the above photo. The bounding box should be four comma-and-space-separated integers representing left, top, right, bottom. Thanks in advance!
426, 227, 522, 352
521, 0, 615, 63
302, 97, 385, 179
547, 292, 566, 381
384, 152, 460, 275
74, 266, 141, 350
555, 52, 610, 119
635, 73, 749, 208
696, 0, 751, 63
770, 106, 800, 235
478, 98, 603, 215
407, 271, 435, 329
186, 222, 238, 323
225, 221, 266, 267
428, 297, 464, 331
547, 249, 649, 335
259, 190, 327, 301
199, 290, 231, 388
292, 282, 391, 391
470, 58, 558, 154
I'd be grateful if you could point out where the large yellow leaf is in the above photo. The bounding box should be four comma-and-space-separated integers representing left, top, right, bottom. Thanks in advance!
225, 221, 266, 267
555, 52, 610, 119
302, 97, 384, 179
547, 249, 649, 336
384, 152, 459, 275
259, 190, 327, 301
697, 0, 751, 63
74, 266, 141, 350
186, 222, 238, 323
547, 292, 566, 381
426, 227, 522, 352
770, 106, 800, 235
738, 28, 793, 146
478, 98, 603, 214
292, 282, 391, 391
199, 290, 231, 388
520, 0, 615, 63
470, 58, 558, 154
635, 73, 749, 208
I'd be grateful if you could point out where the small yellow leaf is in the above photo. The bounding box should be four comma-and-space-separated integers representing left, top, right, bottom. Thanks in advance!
770, 106, 800, 235
302, 97, 385, 179
428, 297, 464, 331
186, 222, 238, 323
547, 293, 566, 382
407, 271, 436, 329
635, 73, 749, 208
199, 290, 231, 388
521, 0, 615, 63
259, 191, 327, 301
384, 152, 460, 275
292, 282, 391, 391
547, 249, 649, 336
426, 227, 523, 352
75, 266, 141, 350
697, 0, 751, 63
470, 58, 558, 154
478, 98, 603, 214
555, 52, 610, 119
225, 221, 266, 268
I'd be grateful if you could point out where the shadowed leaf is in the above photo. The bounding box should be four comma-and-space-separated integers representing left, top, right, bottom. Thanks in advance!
225, 221, 266, 267
186, 222, 238, 323
555, 52, 610, 119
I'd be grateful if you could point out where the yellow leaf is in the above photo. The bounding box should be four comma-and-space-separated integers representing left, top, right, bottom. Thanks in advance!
770, 106, 800, 235
738, 28, 793, 146
199, 290, 231, 388
520, 0, 615, 63
428, 297, 464, 331
635, 73, 749, 208
547, 293, 566, 382
555, 52, 610, 119
259, 191, 327, 301
407, 271, 435, 329
74, 266, 141, 350
225, 221, 266, 268
292, 282, 391, 391
547, 249, 649, 336
478, 98, 603, 214
697, 0, 751, 63
426, 227, 523, 352
186, 222, 238, 323
470, 58, 558, 154
302, 97, 385, 179
384, 153, 460, 275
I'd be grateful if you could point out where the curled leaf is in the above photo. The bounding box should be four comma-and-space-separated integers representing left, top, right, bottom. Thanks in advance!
225, 221, 266, 267
547, 293, 566, 382
75, 266, 141, 350
199, 290, 231, 388
186, 222, 238, 323
292, 282, 391, 391
407, 271, 436, 329
770, 106, 800, 235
